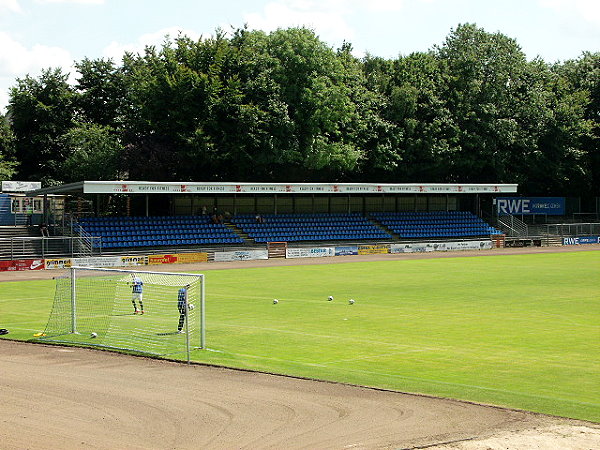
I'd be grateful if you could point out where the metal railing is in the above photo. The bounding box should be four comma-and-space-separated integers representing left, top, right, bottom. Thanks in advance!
544, 222, 600, 237
0, 236, 99, 260
496, 215, 529, 237
71, 223, 97, 257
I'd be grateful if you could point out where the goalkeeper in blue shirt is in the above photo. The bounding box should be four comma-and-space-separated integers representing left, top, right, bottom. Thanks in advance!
130, 274, 144, 314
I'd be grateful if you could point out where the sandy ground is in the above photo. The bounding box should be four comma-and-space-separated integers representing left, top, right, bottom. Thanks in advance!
2, 340, 599, 450
1, 244, 599, 449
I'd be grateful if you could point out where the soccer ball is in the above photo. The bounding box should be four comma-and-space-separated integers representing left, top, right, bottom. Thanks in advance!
273, 299, 279, 304
328, 296, 334, 301
348, 299, 355, 305
188, 303, 195, 311
90, 332, 98, 338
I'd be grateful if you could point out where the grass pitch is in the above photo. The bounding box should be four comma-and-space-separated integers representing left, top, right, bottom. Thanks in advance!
1, 251, 599, 422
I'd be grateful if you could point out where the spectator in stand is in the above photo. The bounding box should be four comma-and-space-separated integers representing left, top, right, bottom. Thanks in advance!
39, 222, 49, 237
25, 199, 33, 226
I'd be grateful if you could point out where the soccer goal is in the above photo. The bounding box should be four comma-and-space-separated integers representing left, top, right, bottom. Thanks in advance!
38, 267, 205, 362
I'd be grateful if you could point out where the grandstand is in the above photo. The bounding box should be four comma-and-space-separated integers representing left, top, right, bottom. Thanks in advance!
77, 216, 244, 249
73, 211, 500, 249
0, 179, 596, 263
232, 213, 392, 243
371, 211, 502, 239
0, 180, 529, 258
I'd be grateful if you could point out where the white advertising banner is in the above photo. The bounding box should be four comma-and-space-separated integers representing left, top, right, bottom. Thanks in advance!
286, 247, 335, 259
390, 243, 434, 253
81, 181, 518, 195
213, 250, 269, 262
2, 181, 42, 192
440, 240, 494, 251
390, 240, 493, 254
71, 256, 124, 267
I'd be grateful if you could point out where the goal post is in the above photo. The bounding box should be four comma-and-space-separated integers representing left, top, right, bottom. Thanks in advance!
38, 266, 205, 363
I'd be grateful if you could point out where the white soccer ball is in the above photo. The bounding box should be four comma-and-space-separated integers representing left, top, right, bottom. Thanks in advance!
273, 299, 279, 304
188, 303, 195, 311
90, 332, 98, 338
348, 299, 355, 305
328, 296, 334, 301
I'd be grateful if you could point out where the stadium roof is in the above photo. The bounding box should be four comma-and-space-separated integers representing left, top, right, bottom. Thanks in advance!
27, 181, 518, 196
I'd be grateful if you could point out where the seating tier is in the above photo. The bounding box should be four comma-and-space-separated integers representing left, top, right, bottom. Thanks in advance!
77, 216, 244, 248
370, 211, 501, 238
233, 213, 392, 243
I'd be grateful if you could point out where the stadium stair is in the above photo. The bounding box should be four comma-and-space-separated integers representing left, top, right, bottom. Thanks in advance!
0, 226, 67, 259
224, 222, 254, 244
369, 219, 401, 240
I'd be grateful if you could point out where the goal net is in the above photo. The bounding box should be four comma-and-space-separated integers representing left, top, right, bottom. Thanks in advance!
38, 267, 205, 362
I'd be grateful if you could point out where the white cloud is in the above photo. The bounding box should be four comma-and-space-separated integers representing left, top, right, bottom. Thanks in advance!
35, 0, 104, 4
538, 0, 600, 26
365, 0, 405, 12
244, 0, 356, 45
0, 32, 74, 113
0, 89, 8, 113
243, 0, 416, 55
103, 26, 203, 62
0, 32, 73, 77
0, 0, 21, 13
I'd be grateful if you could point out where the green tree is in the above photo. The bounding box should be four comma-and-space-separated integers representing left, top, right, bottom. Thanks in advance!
435, 23, 531, 183
0, 114, 18, 181
9, 68, 75, 184
119, 36, 218, 180
375, 51, 460, 182
264, 28, 368, 179
75, 58, 127, 128
61, 123, 123, 182
557, 52, 600, 196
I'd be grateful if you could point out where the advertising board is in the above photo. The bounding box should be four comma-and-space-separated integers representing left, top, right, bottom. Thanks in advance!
390, 240, 493, 253
45, 258, 72, 270
2, 181, 41, 192
84, 181, 518, 195
148, 252, 208, 265
563, 236, 600, 245
0, 259, 45, 271
71, 256, 125, 268
496, 197, 565, 215
213, 250, 268, 262
286, 247, 335, 259
334, 245, 359, 256
434, 240, 493, 251
358, 244, 389, 255
120, 255, 148, 266
390, 243, 433, 253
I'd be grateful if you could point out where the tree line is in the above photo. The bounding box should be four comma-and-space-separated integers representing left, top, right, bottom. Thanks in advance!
0, 24, 598, 197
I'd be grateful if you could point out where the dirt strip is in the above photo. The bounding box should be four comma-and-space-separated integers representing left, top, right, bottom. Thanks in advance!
1, 340, 599, 450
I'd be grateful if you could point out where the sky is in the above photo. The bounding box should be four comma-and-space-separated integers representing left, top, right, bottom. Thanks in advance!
0, 0, 599, 113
